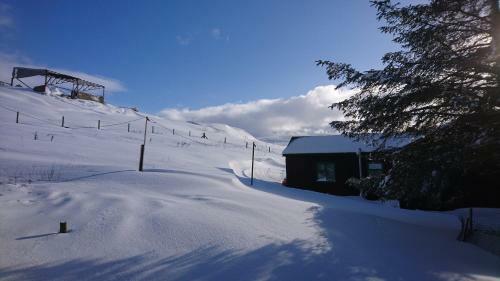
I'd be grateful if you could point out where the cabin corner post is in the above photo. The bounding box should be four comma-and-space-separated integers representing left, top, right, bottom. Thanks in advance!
358, 148, 363, 178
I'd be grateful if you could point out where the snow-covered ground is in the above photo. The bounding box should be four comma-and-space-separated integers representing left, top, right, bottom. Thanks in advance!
0, 87, 499, 281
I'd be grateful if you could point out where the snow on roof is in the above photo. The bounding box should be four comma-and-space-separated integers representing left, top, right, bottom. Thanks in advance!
282, 135, 405, 155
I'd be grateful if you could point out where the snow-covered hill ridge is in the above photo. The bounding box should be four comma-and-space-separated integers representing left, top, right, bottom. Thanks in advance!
0, 86, 499, 281
0, 87, 271, 149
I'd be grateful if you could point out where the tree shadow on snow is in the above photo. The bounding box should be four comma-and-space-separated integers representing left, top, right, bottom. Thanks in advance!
2, 171, 498, 280
1, 240, 493, 281
223, 170, 500, 280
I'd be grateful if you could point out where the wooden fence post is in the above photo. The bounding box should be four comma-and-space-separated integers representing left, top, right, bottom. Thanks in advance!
143, 117, 148, 145
128, 123, 130, 132
61, 116, 65, 127
251, 142, 255, 185
138, 117, 149, 172
139, 144, 145, 171
16, 112, 19, 123
173, 129, 175, 135
98, 120, 101, 130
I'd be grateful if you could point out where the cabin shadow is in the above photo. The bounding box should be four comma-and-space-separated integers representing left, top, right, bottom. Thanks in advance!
227, 169, 341, 207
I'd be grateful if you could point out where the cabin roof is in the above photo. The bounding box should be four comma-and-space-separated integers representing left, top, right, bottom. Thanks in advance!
282, 135, 407, 155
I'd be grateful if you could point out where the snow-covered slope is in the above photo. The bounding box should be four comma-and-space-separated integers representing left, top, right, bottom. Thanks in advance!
0, 87, 499, 281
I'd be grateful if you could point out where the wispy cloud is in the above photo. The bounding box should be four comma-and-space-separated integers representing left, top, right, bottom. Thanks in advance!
211, 28, 222, 39
0, 2, 13, 29
160, 85, 355, 138
211, 28, 229, 41
0, 15, 12, 28
176, 29, 228, 46
0, 52, 126, 93
176, 35, 193, 46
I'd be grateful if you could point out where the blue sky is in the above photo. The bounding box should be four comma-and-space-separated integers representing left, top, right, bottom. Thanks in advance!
0, 0, 424, 136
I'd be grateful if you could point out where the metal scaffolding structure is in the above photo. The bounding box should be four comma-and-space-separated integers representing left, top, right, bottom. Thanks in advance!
11, 67, 106, 103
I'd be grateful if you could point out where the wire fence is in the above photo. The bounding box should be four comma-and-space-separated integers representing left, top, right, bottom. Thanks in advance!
0, 102, 282, 156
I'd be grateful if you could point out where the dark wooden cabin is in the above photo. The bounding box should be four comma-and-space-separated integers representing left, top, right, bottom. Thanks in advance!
282, 135, 391, 195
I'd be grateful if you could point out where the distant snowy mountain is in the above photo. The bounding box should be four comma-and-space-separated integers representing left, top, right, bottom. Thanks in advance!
258, 135, 292, 146
0, 86, 499, 281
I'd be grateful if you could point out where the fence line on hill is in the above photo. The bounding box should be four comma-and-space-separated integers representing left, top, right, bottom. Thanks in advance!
147, 117, 275, 154
0, 103, 280, 156
0, 103, 146, 131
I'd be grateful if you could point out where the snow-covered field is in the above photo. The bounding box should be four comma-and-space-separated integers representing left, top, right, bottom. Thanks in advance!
0, 87, 499, 281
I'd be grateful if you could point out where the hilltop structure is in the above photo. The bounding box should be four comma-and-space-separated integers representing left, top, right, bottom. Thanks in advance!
10, 67, 105, 103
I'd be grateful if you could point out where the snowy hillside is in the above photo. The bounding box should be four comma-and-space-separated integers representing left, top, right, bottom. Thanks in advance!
0, 87, 499, 281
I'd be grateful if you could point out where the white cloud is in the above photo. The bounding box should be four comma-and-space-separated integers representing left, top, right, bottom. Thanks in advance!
0, 52, 126, 93
160, 85, 356, 138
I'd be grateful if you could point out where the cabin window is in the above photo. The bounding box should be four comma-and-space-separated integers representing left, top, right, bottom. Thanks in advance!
316, 162, 336, 182
368, 162, 383, 176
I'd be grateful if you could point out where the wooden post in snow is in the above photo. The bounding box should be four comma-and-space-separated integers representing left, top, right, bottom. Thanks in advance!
61, 116, 65, 127
139, 117, 149, 172
16, 112, 19, 123
98, 120, 101, 130
59, 222, 68, 233
143, 117, 148, 145
251, 142, 256, 185
139, 144, 145, 171
128, 123, 130, 132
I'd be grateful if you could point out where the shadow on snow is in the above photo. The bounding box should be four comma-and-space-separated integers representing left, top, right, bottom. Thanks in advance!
3, 169, 499, 280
